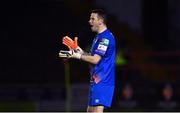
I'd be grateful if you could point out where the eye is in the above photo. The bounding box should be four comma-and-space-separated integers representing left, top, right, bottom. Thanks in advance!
91, 17, 94, 20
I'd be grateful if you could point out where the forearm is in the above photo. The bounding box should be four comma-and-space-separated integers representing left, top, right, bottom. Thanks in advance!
81, 53, 101, 64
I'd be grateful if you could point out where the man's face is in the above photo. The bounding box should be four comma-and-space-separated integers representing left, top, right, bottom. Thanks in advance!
89, 13, 101, 32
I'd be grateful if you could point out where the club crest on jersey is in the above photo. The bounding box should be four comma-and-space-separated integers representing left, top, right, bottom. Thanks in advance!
100, 38, 109, 46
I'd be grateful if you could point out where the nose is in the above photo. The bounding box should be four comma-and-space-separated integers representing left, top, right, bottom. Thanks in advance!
88, 19, 91, 24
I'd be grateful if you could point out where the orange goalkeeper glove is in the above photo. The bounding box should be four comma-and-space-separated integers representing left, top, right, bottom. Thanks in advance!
63, 36, 77, 49
62, 36, 84, 54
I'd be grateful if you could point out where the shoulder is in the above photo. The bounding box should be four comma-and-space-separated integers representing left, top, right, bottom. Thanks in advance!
100, 30, 113, 38
98, 29, 115, 45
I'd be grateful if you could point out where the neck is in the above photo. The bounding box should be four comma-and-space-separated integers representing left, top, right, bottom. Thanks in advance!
97, 25, 107, 34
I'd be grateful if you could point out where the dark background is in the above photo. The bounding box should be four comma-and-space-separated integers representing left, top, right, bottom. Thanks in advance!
0, 0, 180, 111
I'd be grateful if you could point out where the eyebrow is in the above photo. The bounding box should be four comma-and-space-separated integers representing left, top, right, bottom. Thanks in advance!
90, 17, 95, 19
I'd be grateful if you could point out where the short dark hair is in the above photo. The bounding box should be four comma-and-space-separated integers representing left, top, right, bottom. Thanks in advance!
91, 9, 107, 24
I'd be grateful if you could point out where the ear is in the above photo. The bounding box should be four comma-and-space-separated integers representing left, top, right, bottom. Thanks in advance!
99, 18, 104, 25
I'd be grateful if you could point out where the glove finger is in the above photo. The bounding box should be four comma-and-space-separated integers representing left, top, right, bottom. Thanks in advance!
63, 40, 74, 47
63, 41, 74, 47
59, 52, 68, 57
59, 50, 72, 58
62, 36, 70, 43
63, 40, 74, 44
63, 37, 73, 42
59, 53, 68, 57
63, 41, 77, 49
74, 37, 78, 47
67, 46, 71, 50
63, 36, 73, 42
65, 36, 73, 41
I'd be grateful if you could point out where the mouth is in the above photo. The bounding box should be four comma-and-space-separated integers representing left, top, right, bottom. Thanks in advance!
89, 24, 93, 27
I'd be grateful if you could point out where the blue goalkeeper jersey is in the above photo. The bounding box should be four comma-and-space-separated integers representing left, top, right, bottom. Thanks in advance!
90, 29, 116, 86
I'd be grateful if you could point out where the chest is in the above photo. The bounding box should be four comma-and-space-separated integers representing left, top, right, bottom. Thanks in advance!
90, 37, 99, 53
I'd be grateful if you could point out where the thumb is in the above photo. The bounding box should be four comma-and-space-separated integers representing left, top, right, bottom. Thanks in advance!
68, 46, 71, 50
74, 37, 78, 47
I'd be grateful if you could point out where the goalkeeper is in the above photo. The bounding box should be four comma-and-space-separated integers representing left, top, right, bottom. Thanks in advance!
59, 9, 116, 112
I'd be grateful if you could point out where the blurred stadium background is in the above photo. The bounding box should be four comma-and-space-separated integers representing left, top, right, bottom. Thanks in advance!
0, 0, 180, 111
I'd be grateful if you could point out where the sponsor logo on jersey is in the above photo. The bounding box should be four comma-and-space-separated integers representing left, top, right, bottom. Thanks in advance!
96, 38, 109, 52
97, 44, 108, 52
